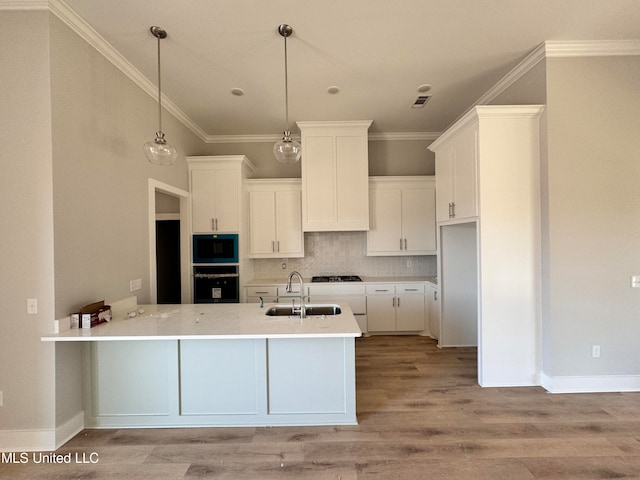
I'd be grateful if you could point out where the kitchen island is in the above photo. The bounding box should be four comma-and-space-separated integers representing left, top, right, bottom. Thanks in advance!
43, 302, 361, 428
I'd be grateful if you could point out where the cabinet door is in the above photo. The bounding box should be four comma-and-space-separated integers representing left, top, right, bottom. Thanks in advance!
402, 188, 436, 253
396, 294, 425, 331
191, 169, 239, 233
191, 169, 218, 233
368, 188, 402, 254
451, 125, 478, 220
366, 295, 396, 332
435, 149, 454, 222
212, 169, 239, 232
275, 189, 303, 256
429, 286, 440, 340
335, 135, 369, 229
248, 190, 276, 255
303, 135, 335, 229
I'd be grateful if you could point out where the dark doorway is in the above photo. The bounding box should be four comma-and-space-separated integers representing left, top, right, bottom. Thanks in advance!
156, 220, 181, 304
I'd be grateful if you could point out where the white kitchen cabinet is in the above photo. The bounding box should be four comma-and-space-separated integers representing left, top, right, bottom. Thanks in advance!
366, 284, 425, 332
432, 120, 478, 222
188, 156, 255, 233
367, 176, 436, 256
429, 105, 545, 386
426, 283, 440, 341
246, 180, 303, 258
297, 120, 372, 232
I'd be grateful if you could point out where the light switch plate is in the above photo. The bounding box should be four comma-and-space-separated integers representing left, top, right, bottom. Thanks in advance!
631, 276, 640, 288
27, 298, 38, 314
130, 279, 142, 292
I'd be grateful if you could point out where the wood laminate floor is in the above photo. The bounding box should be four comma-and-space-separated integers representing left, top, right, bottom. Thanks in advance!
3, 336, 640, 479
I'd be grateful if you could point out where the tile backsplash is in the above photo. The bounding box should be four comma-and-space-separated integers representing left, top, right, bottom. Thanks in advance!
251, 231, 436, 278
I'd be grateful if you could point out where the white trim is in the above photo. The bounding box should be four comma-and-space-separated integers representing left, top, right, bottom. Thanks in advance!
156, 213, 180, 221
0, 429, 55, 452
545, 39, 640, 57
541, 372, 640, 394
0, 410, 83, 452
0, 0, 47, 10
368, 132, 441, 141
55, 411, 84, 449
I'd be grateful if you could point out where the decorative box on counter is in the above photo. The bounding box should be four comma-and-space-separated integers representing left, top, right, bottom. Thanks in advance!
71, 300, 112, 329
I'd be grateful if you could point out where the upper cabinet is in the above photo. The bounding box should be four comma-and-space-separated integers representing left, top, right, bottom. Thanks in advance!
245, 179, 304, 258
429, 118, 478, 222
297, 121, 372, 232
188, 156, 255, 234
367, 176, 436, 256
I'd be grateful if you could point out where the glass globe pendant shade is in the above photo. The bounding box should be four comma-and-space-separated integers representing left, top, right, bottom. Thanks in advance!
144, 131, 178, 165
273, 131, 302, 164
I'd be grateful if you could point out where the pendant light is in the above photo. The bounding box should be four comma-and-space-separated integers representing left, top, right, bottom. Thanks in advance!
144, 26, 177, 166
273, 24, 302, 164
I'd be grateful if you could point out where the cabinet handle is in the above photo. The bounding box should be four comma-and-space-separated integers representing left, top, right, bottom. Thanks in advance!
434, 290, 438, 301
404, 238, 407, 250
397, 297, 400, 307
451, 202, 456, 218
272, 241, 275, 252
255, 291, 270, 294
277, 240, 280, 252
392, 297, 396, 307
375, 289, 390, 292
400, 238, 403, 250
405, 288, 418, 292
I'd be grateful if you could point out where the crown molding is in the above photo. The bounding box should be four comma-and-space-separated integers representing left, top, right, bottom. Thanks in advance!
0, 0, 48, 10
368, 132, 441, 142
475, 40, 640, 108
544, 39, 640, 57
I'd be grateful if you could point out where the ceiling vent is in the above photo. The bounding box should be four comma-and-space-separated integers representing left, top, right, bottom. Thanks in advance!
411, 95, 432, 108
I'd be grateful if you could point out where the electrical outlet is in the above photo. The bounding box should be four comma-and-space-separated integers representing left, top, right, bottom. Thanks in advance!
27, 298, 38, 314
407, 260, 413, 268
631, 276, 640, 288
129, 279, 142, 292
592, 345, 601, 358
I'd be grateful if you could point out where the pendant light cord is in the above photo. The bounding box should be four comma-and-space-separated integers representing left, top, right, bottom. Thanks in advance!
283, 32, 290, 133
156, 33, 163, 134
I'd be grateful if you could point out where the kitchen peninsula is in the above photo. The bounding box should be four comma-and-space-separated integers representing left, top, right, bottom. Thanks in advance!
43, 302, 361, 428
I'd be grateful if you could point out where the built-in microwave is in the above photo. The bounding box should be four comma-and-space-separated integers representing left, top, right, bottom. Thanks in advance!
192, 234, 238, 264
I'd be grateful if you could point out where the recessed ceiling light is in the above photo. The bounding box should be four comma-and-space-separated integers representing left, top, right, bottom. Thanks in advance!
230, 87, 245, 96
417, 84, 432, 93
327, 86, 340, 94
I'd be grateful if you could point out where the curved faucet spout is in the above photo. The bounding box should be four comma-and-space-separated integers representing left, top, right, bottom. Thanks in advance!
286, 271, 305, 318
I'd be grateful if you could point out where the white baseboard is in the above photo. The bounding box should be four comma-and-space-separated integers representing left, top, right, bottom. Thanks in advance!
0, 411, 84, 452
55, 410, 84, 449
541, 372, 640, 393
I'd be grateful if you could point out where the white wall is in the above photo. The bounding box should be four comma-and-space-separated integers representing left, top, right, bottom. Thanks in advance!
0, 11, 56, 442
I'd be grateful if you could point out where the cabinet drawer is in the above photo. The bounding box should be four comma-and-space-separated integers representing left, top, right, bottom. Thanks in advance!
246, 286, 278, 297
397, 284, 425, 294
308, 285, 366, 296
365, 285, 395, 295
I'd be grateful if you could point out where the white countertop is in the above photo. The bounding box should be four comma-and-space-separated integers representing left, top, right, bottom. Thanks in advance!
245, 276, 437, 286
42, 303, 362, 342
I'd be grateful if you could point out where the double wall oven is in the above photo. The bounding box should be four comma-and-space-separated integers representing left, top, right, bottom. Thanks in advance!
192, 234, 239, 303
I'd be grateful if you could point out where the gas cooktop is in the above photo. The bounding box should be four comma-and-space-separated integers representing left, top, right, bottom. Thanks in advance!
311, 275, 362, 283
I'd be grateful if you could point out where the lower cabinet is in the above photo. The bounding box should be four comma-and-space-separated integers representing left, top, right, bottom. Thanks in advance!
426, 283, 440, 341
85, 337, 356, 427
366, 284, 425, 332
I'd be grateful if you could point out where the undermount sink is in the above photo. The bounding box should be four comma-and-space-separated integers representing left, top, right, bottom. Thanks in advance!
264, 304, 342, 317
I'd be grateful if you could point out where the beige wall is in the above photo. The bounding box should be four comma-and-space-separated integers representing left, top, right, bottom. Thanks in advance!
50, 14, 203, 319
543, 56, 640, 377
0, 10, 56, 434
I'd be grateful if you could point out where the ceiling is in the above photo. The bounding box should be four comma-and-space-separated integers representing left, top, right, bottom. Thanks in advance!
60, 0, 640, 140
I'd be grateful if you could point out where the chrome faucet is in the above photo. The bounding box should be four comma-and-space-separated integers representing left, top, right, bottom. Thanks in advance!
286, 271, 305, 318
